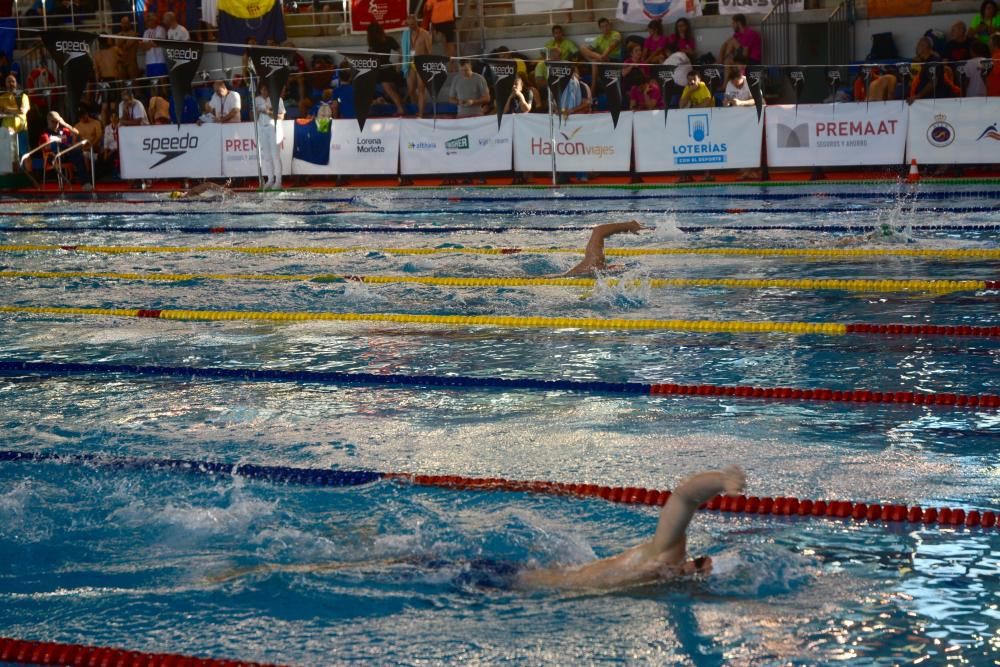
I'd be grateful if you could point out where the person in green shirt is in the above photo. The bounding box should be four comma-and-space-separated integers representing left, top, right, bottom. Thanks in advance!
970, 0, 1000, 44
544, 25, 579, 60
580, 18, 622, 85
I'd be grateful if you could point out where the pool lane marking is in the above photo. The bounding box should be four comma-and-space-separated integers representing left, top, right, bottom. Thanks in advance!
2, 305, 999, 339
0, 636, 287, 667
0, 270, 994, 294
1, 449, 996, 529
2, 244, 999, 260
0, 360, 997, 410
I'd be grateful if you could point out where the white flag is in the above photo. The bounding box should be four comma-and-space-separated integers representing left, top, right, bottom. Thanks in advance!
616, 0, 701, 24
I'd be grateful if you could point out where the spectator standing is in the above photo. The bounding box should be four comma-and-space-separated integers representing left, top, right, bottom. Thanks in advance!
643, 19, 669, 64
118, 88, 148, 125
970, 0, 1000, 45
448, 60, 489, 117
73, 104, 102, 176
405, 15, 433, 116
720, 14, 762, 84
425, 0, 456, 61
101, 112, 118, 176
367, 21, 405, 116
0, 73, 29, 158
545, 25, 578, 60
254, 82, 285, 189
147, 81, 170, 123
163, 11, 190, 40
115, 16, 140, 81
93, 37, 123, 125
140, 14, 167, 79
210, 79, 241, 123
666, 18, 696, 62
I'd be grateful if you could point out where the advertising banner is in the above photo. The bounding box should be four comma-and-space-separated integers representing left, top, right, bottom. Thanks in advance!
515, 0, 572, 13
350, 0, 407, 33
513, 112, 633, 173
718, 0, 802, 14
765, 102, 908, 167
906, 98, 1000, 165
632, 108, 762, 173
221, 122, 294, 178
616, 0, 701, 24
400, 116, 513, 175
291, 118, 400, 175
120, 124, 222, 180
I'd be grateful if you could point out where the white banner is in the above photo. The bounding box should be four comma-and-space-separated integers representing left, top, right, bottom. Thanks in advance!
120, 124, 221, 179
617, 0, 700, 24
515, 0, 572, 13
906, 98, 1000, 165
632, 108, 762, 172
513, 112, 633, 173
221, 122, 294, 178
765, 103, 908, 167
290, 118, 400, 175
399, 116, 512, 175
718, 0, 802, 14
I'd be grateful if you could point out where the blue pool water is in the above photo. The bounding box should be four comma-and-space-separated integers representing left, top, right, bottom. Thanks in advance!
0, 184, 998, 665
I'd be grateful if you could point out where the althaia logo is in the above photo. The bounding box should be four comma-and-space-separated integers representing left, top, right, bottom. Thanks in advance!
142, 134, 199, 168
55, 40, 90, 58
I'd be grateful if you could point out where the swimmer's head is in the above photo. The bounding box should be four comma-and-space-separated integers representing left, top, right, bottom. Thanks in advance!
169, 190, 184, 199
672, 555, 713, 577
878, 223, 893, 236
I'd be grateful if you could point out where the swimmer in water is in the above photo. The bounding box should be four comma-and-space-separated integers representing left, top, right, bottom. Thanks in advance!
515, 466, 745, 590
563, 220, 647, 276
169, 180, 233, 200
206, 466, 744, 592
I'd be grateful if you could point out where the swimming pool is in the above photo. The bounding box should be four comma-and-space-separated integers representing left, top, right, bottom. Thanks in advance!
0, 183, 998, 665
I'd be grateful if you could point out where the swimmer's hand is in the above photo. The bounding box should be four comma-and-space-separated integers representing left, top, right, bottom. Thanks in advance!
722, 465, 746, 496
624, 220, 644, 234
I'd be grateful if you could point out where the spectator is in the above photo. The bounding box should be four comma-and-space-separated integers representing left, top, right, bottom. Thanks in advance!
209, 79, 241, 123
405, 15, 432, 117
163, 11, 190, 40
140, 14, 167, 79
622, 43, 649, 96
0, 73, 29, 157
988, 33, 1000, 96
679, 69, 712, 108
101, 111, 118, 175
282, 41, 307, 103
241, 37, 257, 81
73, 104, 101, 175
254, 82, 285, 189
963, 40, 989, 96
722, 59, 754, 107
643, 19, 668, 64
425, 0, 456, 61
720, 14, 762, 80
580, 18, 622, 82
662, 49, 692, 107
448, 60, 489, 117
666, 18, 696, 62
118, 88, 148, 125
115, 16, 140, 81
907, 37, 959, 103
970, 0, 1000, 45
93, 37, 123, 125
545, 25, 578, 60
147, 81, 170, 123
629, 74, 661, 110
495, 46, 528, 77
0, 52, 20, 81
504, 72, 534, 113
862, 66, 898, 101
196, 100, 215, 124
534, 47, 560, 89
40, 110, 85, 182
558, 60, 592, 118
308, 55, 335, 100
944, 21, 974, 61
367, 21, 405, 116
332, 69, 355, 119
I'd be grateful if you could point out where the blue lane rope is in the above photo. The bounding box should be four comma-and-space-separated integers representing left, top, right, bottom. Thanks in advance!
0, 360, 650, 395
0, 450, 382, 487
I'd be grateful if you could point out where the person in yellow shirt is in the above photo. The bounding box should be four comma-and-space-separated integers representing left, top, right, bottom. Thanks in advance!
679, 69, 713, 108
0, 74, 30, 161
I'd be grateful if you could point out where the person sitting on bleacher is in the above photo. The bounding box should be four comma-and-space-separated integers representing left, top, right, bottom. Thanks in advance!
545, 25, 578, 61
643, 19, 669, 64
907, 37, 959, 104
679, 69, 712, 109
558, 59, 592, 119
666, 18, 697, 63
580, 18, 622, 83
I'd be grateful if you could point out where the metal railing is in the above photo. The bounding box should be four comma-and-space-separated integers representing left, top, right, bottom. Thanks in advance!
53, 139, 95, 191
18, 138, 93, 190
761, 0, 790, 66
18, 138, 58, 188
827, 0, 854, 67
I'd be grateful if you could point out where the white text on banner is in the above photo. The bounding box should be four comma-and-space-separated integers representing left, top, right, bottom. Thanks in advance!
399, 116, 512, 175
290, 118, 400, 175
221, 122, 294, 178
718, 0, 802, 14
906, 98, 1000, 165
632, 108, 762, 173
765, 103, 908, 167
513, 112, 633, 173
120, 124, 221, 179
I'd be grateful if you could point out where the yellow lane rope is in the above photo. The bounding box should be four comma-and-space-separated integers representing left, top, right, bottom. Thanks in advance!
0, 270, 990, 293
0, 244, 998, 260
0, 305, 849, 336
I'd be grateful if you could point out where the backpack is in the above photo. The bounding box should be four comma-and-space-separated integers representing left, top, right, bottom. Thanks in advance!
866, 32, 898, 60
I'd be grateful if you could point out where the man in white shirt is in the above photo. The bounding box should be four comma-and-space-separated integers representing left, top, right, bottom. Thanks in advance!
141, 14, 167, 78
118, 89, 149, 126
255, 83, 286, 189
210, 80, 242, 123
163, 12, 190, 41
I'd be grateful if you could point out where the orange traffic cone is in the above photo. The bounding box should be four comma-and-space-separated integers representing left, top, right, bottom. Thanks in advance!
907, 158, 920, 182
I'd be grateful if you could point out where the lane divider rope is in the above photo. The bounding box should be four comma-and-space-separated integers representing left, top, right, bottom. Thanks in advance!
0, 224, 593, 235
0, 360, 995, 409
2, 243, 999, 260
1, 450, 996, 529
0, 636, 285, 667
0, 270, 993, 294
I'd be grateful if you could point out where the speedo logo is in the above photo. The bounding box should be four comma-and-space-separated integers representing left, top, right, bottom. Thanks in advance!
142, 134, 199, 168
165, 48, 199, 62
55, 40, 90, 55
349, 58, 379, 71
549, 65, 572, 78
421, 61, 447, 74
259, 55, 288, 68
491, 64, 515, 78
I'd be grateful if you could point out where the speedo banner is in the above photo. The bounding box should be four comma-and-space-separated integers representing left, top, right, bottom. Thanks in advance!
632, 108, 762, 173
120, 124, 221, 179
765, 102, 908, 167
906, 98, 1000, 165
399, 116, 512, 175
291, 118, 400, 175
513, 112, 633, 173
221, 122, 293, 178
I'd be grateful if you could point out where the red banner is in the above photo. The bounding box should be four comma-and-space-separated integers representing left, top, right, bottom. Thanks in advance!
351, 0, 407, 33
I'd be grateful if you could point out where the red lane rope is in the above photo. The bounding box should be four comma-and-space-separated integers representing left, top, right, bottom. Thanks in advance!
647, 383, 1000, 408
386, 473, 998, 529
0, 637, 286, 667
